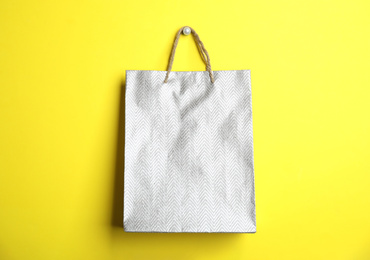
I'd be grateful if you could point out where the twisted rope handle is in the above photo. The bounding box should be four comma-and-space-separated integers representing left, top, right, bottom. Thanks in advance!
164, 26, 215, 84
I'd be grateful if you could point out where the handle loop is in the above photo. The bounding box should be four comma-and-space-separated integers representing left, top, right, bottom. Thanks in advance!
164, 26, 215, 84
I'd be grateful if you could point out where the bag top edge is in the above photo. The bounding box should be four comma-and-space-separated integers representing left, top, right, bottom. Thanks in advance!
125, 69, 251, 72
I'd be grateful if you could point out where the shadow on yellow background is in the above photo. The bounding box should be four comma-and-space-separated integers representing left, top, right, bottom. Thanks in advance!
111, 79, 126, 230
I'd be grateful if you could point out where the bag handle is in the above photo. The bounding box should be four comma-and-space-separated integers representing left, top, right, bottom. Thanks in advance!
164, 26, 215, 84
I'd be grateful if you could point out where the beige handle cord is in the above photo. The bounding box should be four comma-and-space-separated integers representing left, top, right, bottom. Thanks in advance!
164, 26, 215, 84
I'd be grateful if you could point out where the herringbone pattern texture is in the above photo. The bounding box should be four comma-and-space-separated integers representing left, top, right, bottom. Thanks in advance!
124, 70, 256, 233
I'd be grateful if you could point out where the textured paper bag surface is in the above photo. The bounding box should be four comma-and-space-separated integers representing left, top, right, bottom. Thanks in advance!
124, 70, 256, 233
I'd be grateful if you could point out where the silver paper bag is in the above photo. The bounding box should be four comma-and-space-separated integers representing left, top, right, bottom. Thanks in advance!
124, 26, 256, 233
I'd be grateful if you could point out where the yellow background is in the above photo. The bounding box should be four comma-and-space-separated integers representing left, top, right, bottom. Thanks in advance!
0, 0, 369, 259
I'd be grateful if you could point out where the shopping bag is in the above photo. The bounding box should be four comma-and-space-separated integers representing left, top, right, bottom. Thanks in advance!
124, 26, 256, 233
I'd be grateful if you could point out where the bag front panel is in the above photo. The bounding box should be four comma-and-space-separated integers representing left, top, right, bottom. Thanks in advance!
124, 70, 255, 233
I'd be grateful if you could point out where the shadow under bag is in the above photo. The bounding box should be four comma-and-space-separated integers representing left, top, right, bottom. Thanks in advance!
124, 26, 256, 233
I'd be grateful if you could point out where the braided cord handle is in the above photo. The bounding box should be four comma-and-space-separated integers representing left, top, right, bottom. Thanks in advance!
164, 26, 215, 84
